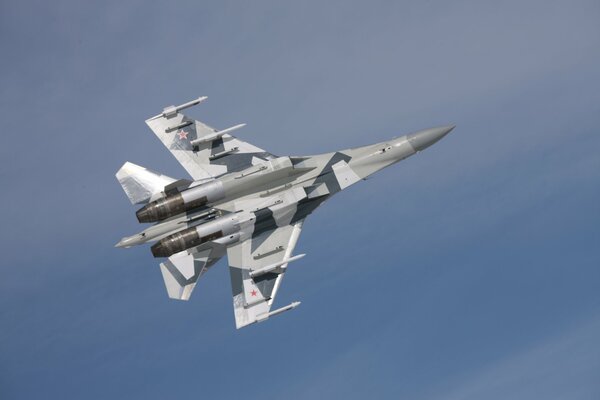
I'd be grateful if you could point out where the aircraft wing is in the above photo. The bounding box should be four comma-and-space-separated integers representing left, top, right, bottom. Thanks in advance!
146, 98, 275, 180
227, 221, 304, 329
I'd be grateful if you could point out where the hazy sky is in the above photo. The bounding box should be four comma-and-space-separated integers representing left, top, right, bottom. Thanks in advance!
1, 1, 599, 399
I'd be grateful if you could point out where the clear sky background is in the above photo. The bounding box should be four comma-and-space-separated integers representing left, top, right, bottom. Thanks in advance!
1, 1, 599, 399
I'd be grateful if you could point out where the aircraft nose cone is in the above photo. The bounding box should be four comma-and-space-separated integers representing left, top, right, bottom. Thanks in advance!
407, 125, 455, 152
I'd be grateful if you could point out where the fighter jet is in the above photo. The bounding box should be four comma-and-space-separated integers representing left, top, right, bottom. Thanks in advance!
116, 96, 453, 329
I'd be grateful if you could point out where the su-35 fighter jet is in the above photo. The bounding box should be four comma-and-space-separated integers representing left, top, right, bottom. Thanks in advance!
116, 96, 453, 329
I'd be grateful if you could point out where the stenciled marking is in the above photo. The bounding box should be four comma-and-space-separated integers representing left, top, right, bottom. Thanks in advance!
177, 130, 188, 140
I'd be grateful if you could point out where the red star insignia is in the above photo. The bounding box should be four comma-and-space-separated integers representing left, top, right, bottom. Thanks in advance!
250, 290, 257, 297
177, 130, 188, 140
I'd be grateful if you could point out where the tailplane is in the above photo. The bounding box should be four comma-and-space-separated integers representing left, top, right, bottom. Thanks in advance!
116, 162, 176, 205
160, 247, 224, 300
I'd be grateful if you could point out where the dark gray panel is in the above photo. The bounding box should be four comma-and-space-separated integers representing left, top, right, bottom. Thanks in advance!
168, 116, 198, 151
290, 195, 329, 224
312, 152, 352, 194
253, 208, 278, 237
229, 266, 244, 297
253, 272, 278, 299
210, 137, 225, 155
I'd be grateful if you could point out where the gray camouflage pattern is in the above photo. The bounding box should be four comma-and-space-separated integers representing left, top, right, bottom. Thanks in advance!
116, 96, 454, 329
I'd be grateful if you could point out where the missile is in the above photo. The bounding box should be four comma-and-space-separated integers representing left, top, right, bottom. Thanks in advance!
114, 233, 146, 248
161, 96, 208, 119
256, 301, 301, 323
190, 123, 246, 146
209, 147, 239, 161
249, 254, 306, 278
165, 120, 194, 133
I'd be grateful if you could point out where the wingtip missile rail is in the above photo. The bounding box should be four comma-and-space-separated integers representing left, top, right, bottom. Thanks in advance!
149, 96, 208, 120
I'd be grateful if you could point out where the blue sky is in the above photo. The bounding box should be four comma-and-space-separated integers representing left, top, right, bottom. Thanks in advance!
1, 1, 599, 399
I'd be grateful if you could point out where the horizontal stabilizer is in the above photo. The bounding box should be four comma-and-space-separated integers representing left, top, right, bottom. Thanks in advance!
160, 246, 224, 301
116, 162, 176, 205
